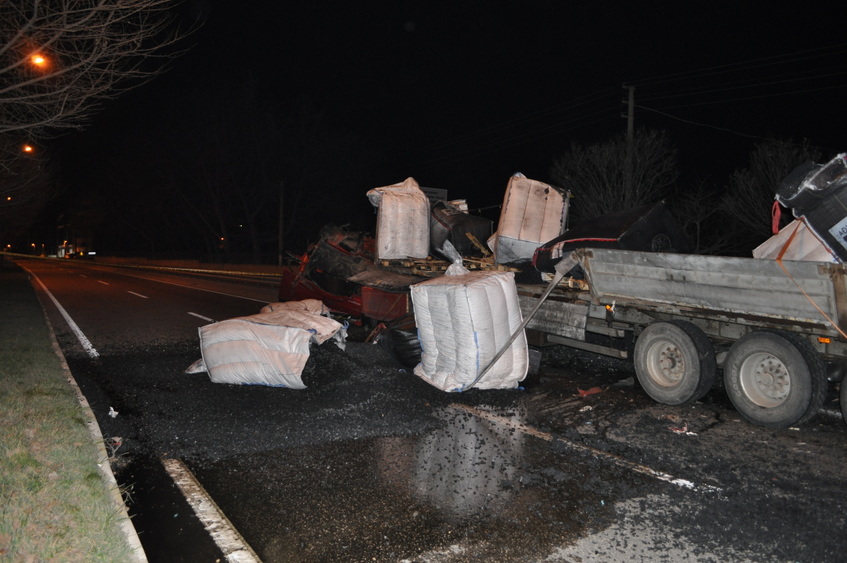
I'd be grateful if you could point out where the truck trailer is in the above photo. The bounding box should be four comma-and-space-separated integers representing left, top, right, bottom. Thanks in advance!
518, 247, 847, 428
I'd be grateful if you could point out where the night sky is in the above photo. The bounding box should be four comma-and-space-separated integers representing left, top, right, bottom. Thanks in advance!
47, 1, 847, 254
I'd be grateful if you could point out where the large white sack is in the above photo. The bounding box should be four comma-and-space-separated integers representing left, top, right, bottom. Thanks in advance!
411, 270, 528, 391
367, 177, 430, 260
753, 219, 836, 262
198, 320, 313, 388
489, 173, 569, 264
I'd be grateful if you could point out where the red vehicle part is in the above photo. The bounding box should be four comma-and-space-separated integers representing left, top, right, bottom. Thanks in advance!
278, 225, 418, 322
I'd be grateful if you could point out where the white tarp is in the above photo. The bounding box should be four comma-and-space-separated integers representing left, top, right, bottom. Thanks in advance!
187, 299, 344, 388
411, 270, 528, 391
367, 177, 430, 260
753, 219, 836, 262
488, 173, 569, 264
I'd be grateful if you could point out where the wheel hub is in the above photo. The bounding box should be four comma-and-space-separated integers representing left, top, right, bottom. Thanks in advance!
648, 341, 684, 386
741, 353, 790, 407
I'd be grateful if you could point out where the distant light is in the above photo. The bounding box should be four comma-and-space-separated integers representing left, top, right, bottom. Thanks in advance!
22, 144, 34, 153
31, 54, 47, 66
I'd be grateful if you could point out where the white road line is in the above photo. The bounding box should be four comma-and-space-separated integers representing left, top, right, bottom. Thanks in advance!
188, 312, 214, 322
127, 291, 149, 299
125, 275, 271, 304
161, 458, 262, 563
452, 403, 722, 494
98, 280, 109, 285
28, 271, 100, 359
59, 263, 273, 304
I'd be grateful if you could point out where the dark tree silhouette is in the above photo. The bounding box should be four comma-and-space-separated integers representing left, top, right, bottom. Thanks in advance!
549, 130, 678, 222
720, 139, 821, 253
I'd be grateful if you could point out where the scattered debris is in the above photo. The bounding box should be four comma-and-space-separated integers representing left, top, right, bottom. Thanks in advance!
577, 387, 603, 397
668, 424, 698, 436
107, 436, 123, 457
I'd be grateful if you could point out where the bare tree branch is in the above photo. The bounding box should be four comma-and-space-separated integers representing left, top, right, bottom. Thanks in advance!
549, 130, 678, 222
0, 0, 191, 147
720, 139, 822, 249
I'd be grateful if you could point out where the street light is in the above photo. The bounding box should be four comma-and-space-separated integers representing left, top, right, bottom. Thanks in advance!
30, 53, 47, 68
22, 144, 34, 153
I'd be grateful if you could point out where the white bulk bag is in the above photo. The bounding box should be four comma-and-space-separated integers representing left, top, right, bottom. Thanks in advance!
411, 270, 528, 391
367, 177, 430, 260
190, 298, 345, 388
198, 320, 313, 388
753, 219, 836, 262
489, 173, 569, 264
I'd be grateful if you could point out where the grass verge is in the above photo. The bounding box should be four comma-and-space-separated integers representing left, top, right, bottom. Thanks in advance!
0, 262, 141, 562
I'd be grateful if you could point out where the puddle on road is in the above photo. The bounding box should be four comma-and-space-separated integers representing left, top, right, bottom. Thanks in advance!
190, 405, 643, 562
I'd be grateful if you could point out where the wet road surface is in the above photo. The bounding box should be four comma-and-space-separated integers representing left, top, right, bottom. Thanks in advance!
21, 258, 847, 562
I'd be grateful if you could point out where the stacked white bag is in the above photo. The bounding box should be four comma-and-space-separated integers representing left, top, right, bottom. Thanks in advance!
489, 173, 570, 264
411, 270, 528, 391
366, 177, 430, 260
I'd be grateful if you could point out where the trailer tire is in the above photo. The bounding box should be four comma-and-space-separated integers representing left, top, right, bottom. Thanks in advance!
841, 378, 847, 426
723, 331, 826, 428
634, 321, 716, 406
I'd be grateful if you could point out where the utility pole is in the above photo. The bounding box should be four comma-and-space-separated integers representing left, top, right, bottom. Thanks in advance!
622, 84, 635, 202
284, 180, 285, 266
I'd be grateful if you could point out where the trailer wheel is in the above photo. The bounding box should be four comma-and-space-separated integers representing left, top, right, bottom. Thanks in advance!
633, 321, 716, 405
723, 331, 826, 428
840, 376, 847, 426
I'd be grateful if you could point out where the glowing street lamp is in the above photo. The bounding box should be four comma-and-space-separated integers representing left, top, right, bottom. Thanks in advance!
22, 144, 34, 153
30, 53, 47, 67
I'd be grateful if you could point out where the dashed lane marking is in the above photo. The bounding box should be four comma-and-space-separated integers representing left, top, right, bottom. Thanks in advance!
127, 291, 149, 299
161, 458, 262, 563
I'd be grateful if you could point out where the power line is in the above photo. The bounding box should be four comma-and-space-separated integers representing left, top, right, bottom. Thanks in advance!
395, 43, 847, 171
635, 104, 841, 154
638, 66, 847, 104
641, 81, 847, 110
629, 42, 847, 89
635, 104, 776, 141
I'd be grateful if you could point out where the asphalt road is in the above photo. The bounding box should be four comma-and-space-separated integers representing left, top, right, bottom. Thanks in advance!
21, 258, 847, 562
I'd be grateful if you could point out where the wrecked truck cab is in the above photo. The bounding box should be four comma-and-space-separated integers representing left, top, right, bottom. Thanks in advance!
278, 224, 422, 324
278, 225, 371, 318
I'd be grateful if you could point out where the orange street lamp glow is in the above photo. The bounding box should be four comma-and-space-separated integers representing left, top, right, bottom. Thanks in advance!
31, 54, 47, 66
22, 144, 34, 153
